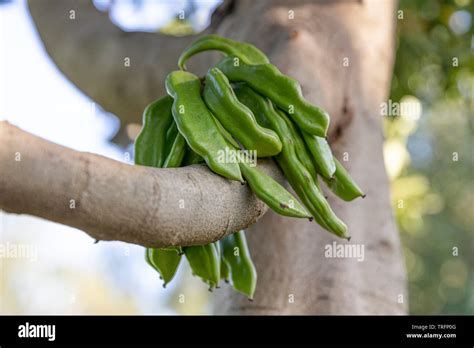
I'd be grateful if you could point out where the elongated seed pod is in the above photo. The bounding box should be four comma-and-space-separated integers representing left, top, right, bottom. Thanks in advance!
275, 154, 347, 238
211, 113, 241, 149
145, 247, 181, 287
239, 162, 310, 218
214, 241, 230, 282
165, 70, 243, 182
178, 34, 269, 70
322, 158, 365, 201
279, 128, 359, 203
221, 230, 257, 299
134, 96, 174, 168
217, 56, 329, 137
183, 243, 221, 289
301, 132, 336, 180
219, 241, 231, 282
276, 110, 326, 192
232, 83, 319, 180
203, 67, 282, 157
163, 133, 186, 168
182, 145, 204, 166
275, 155, 336, 234
164, 120, 179, 155
234, 84, 348, 238
276, 108, 320, 183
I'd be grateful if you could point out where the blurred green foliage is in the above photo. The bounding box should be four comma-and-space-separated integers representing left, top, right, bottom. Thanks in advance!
387, 0, 473, 314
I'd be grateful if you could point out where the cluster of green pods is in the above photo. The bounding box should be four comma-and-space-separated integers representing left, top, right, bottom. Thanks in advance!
135, 101, 257, 296
135, 35, 364, 298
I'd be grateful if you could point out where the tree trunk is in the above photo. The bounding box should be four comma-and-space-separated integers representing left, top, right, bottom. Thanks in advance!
26, 0, 407, 314
212, 0, 407, 314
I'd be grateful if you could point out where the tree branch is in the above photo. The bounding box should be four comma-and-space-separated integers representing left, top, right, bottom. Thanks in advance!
0, 121, 277, 248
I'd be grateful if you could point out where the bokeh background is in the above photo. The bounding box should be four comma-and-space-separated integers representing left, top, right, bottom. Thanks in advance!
0, 0, 472, 314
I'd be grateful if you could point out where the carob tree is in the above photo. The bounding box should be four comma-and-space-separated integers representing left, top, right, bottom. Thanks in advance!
19, 0, 406, 314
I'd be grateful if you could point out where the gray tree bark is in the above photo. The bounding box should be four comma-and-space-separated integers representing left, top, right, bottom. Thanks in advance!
213, 0, 406, 315
0, 121, 275, 248
25, 0, 406, 314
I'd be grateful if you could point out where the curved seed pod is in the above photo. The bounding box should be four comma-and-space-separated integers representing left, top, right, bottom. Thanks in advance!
322, 158, 365, 201
219, 241, 231, 282
302, 132, 336, 180
275, 110, 327, 194
239, 162, 311, 218
203, 68, 282, 157
221, 230, 257, 299
163, 132, 186, 168
134, 96, 174, 168
276, 108, 321, 183
276, 158, 334, 234
183, 243, 221, 289
211, 113, 241, 149
233, 83, 323, 179
234, 84, 347, 238
145, 248, 182, 287
165, 70, 243, 182
279, 151, 347, 238
214, 241, 230, 282
178, 34, 269, 70
182, 114, 237, 164
277, 111, 329, 193
164, 120, 179, 155
217, 56, 329, 137
182, 146, 204, 166
233, 83, 320, 184
234, 83, 319, 184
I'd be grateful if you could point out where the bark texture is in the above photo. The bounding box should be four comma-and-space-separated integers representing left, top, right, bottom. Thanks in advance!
211, 0, 407, 314
0, 121, 277, 247
25, 0, 407, 314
